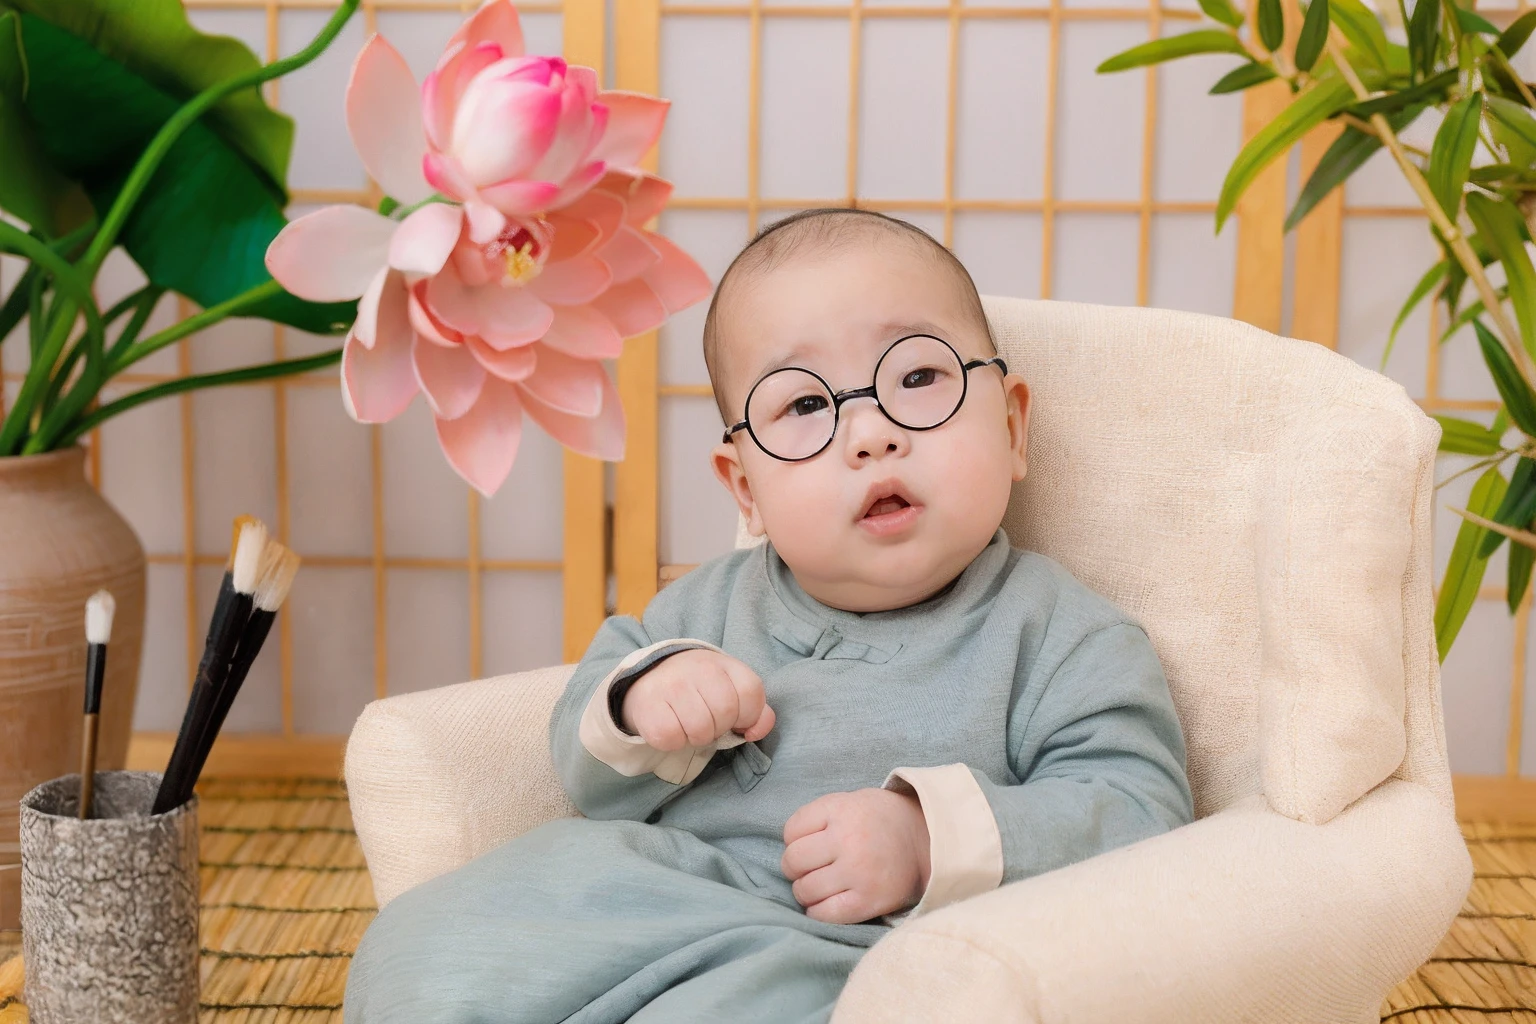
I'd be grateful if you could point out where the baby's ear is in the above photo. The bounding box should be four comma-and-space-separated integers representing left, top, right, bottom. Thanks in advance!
711, 441, 766, 536
1003, 373, 1031, 482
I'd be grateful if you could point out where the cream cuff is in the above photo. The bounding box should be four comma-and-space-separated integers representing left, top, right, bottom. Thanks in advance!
880, 763, 1005, 923
577, 638, 747, 785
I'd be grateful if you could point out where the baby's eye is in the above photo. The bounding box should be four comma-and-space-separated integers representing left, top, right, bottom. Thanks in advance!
788, 394, 829, 417
902, 367, 939, 389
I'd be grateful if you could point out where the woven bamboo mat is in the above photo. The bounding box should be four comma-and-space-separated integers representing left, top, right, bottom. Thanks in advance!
0, 781, 1531, 1022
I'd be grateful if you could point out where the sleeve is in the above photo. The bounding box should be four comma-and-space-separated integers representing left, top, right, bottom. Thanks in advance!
548, 567, 744, 822
881, 621, 1194, 921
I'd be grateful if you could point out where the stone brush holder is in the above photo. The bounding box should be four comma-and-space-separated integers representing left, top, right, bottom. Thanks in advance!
20, 769, 199, 1023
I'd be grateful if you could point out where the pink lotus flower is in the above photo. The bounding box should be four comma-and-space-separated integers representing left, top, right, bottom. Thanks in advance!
418, 0, 668, 244
264, 4, 710, 497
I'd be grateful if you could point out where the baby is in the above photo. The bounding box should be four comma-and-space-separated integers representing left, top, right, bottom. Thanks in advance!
344, 208, 1195, 1024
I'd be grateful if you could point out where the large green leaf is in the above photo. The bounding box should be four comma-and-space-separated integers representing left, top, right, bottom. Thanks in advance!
1331, 0, 1392, 67
1435, 464, 1509, 660
1096, 30, 1248, 73
1217, 76, 1356, 231
1480, 455, 1536, 556
9, 13, 354, 335
1408, 0, 1440, 77
0, 0, 292, 191
1198, 0, 1246, 29
1211, 62, 1279, 94
1498, 8, 1536, 58
0, 12, 90, 237
1465, 192, 1536, 361
1474, 319, 1536, 434
1433, 414, 1504, 455
1258, 0, 1285, 51
1296, 0, 1331, 72
1428, 94, 1481, 218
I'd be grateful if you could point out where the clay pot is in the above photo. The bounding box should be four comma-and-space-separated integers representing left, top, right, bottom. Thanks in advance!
0, 447, 145, 930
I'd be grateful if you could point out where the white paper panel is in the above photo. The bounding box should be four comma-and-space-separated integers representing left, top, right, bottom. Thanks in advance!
1439, 324, 1504, 404
1148, 213, 1237, 317
381, 398, 470, 559
660, 17, 752, 196
97, 382, 186, 555
377, 9, 562, 83
1153, 53, 1245, 203
95, 249, 181, 376
956, 22, 1049, 201
1338, 218, 1435, 397
953, 212, 1043, 300
289, 568, 375, 735
188, 315, 274, 374
1053, 213, 1139, 305
1343, 149, 1422, 209
386, 569, 471, 695
191, 387, 280, 556
660, 397, 741, 566
482, 572, 565, 675
132, 564, 190, 733
0, 253, 27, 374
199, 564, 284, 733
1440, 600, 1515, 776
659, 210, 750, 387
761, 19, 850, 200
184, 8, 266, 60
481, 422, 565, 562
858, 20, 948, 200
278, 10, 369, 192
288, 384, 373, 558
1057, 21, 1147, 202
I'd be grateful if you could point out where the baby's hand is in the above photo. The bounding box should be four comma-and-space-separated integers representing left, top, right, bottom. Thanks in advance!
620, 649, 775, 752
781, 789, 932, 924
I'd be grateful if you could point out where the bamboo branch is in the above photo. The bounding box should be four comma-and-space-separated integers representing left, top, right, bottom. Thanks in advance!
1448, 505, 1536, 551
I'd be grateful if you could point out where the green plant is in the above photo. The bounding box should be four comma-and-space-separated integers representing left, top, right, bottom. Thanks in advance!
0, 0, 362, 458
1100, 0, 1536, 660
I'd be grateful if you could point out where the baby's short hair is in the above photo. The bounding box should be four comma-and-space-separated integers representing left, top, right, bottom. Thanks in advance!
701, 207, 994, 421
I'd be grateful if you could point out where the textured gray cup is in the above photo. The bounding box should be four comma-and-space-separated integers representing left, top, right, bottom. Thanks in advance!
20, 770, 199, 1023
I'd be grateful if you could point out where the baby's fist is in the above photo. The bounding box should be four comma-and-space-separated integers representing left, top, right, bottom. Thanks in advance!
620, 648, 775, 752
781, 788, 932, 924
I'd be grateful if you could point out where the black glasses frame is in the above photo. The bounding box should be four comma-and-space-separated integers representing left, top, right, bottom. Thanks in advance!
721, 334, 1008, 462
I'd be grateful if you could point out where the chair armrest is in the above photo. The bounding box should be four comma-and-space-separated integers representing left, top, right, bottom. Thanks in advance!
343, 665, 579, 909
833, 779, 1471, 1024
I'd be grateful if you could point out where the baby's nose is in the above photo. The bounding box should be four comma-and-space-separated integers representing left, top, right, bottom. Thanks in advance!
840, 401, 908, 462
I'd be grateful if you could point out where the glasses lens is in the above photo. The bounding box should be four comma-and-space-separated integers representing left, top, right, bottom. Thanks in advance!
876, 335, 966, 429
746, 368, 836, 460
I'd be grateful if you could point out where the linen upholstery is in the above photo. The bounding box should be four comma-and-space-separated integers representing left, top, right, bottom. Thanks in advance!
343, 296, 1471, 1022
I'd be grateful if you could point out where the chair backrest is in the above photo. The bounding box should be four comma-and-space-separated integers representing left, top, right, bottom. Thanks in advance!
737, 297, 1452, 826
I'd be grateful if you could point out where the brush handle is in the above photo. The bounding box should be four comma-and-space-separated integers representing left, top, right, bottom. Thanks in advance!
78, 713, 99, 820
153, 579, 251, 814
183, 610, 277, 805
83, 644, 106, 715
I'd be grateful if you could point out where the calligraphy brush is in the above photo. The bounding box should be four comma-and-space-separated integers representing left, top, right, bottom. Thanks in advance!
181, 540, 300, 806
78, 590, 115, 820
152, 516, 267, 815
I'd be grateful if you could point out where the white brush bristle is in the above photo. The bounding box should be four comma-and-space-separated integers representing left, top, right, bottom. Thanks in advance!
85, 590, 116, 645
254, 545, 301, 612
232, 519, 269, 595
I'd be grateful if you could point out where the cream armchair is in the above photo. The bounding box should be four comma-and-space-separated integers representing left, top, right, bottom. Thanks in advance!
343, 297, 1473, 1024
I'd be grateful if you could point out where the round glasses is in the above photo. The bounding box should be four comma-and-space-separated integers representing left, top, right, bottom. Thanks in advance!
721, 334, 1008, 462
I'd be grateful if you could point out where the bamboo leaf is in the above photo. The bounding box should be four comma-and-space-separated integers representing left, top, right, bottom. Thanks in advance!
1465, 192, 1536, 360
1198, 0, 1246, 29
1455, 7, 1500, 36
1435, 466, 1510, 661
1479, 456, 1536, 556
1217, 76, 1356, 231
1331, 0, 1392, 66
1382, 260, 1447, 368
1211, 62, 1279, 94
1433, 414, 1504, 455
1510, 540, 1534, 611
1486, 94, 1536, 153
1473, 318, 1536, 435
1439, 287, 1507, 344
1096, 30, 1248, 73
1497, 8, 1536, 57
1347, 69, 1457, 116
1288, 126, 1380, 230
1427, 94, 1482, 217
1296, 0, 1331, 71
1259, 0, 1285, 51
1408, 0, 1439, 76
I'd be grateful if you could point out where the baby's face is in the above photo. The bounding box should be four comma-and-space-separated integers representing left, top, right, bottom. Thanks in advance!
710, 240, 1031, 613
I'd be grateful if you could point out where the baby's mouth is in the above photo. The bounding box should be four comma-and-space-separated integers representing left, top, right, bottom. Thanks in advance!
864, 495, 911, 518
